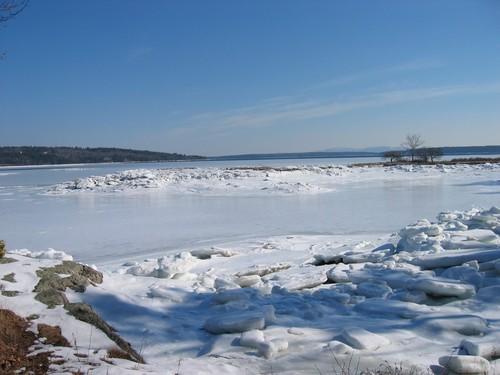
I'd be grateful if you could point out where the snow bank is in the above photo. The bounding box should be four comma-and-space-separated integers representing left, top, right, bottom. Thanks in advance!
9, 248, 74, 261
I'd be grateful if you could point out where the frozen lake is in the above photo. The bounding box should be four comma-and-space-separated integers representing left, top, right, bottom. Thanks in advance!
1, 158, 500, 374
1, 158, 499, 267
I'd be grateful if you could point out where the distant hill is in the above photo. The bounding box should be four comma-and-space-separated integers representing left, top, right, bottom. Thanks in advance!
322, 146, 398, 153
211, 151, 382, 161
213, 145, 500, 162
440, 145, 500, 155
0, 146, 205, 166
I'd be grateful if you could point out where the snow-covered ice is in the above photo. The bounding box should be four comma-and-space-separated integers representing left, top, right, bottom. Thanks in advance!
1, 160, 500, 374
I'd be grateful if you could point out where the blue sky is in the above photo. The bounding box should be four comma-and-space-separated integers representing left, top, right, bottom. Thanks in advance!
1, 1, 500, 156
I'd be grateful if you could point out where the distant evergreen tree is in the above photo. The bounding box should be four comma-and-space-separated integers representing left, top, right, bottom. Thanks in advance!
0, 146, 205, 166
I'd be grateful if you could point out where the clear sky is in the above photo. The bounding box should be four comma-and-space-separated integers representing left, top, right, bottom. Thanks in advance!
1, 1, 500, 156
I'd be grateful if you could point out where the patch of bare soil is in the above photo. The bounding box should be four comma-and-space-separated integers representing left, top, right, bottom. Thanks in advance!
0, 309, 69, 374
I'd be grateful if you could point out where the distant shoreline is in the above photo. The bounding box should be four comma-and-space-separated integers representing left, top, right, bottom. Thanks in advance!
1, 145, 500, 167
349, 156, 500, 167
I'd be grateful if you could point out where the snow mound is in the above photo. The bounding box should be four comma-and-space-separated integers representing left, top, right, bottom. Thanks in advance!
9, 248, 74, 261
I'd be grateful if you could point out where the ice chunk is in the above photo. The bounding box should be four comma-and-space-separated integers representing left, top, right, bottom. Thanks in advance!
486, 206, 500, 215
212, 288, 260, 304
148, 286, 186, 302
356, 280, 393, 298
438, 211, 461, 223
257, 338, 288, 358
353, 298, 429, 319
460, 339, 500, 360
342, 251, 385, 264
341, 327, 390, 351
471, 215, 498, 227
411, 248, 500, 270
204, 311, 265, 334
11, 248, 74, 261
442, 220, 469, 231
312, 288, 351, 305
190, 247, 237, 259
442, 229, 500, 250
240, 330, 265, 348
391, 290, 428, 304
125, 260, 157, 276
348, 267, 419, 290
263, 265, 328, 291
440, 265, 483, 290
234, 275, 261, 287
327, 264, 352, 283
406, 276, 476, 298
213, 277, 239, 290
157, 252, 198, 276
328, 341, 355, 355
287, 328, 304, 336
414, 314, 489, 336
236, 262, 292, 277
203, 306, 275, 334
438, 355, 490, 374
313, 246, 348, 264
398, 219, 443, 237
475, 285, 500, 303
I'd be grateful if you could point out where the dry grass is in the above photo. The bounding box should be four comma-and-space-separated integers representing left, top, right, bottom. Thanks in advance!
0, 309, 53, 374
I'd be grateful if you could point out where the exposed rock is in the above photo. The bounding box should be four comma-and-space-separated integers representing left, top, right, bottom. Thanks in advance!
34, 290, 69, 308
30, 261, 144, 364
36, 261, 103, 285
2, 273, 16, 282
64, 303, 145, 364
33, 261, 104, 307
1, 290, 20, 297
0, 257, 17, 264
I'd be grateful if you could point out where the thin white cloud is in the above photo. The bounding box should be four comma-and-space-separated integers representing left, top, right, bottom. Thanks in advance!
168, 82, 500, 138
308, 58, 447, 90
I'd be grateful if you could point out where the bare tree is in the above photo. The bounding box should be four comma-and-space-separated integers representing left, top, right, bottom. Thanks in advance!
1, 0, 29, 59
382, 150, 404, 163
401, 134, 424, 162
0, 0, 29, 23
417, 147, 443, 163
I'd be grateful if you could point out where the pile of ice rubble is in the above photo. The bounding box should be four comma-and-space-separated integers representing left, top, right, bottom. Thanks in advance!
44, 166, 337, 194
110, 206, 500, 373
44, 163, 500, 195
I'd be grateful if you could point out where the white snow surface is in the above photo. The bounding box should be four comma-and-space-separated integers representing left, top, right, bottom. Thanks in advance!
1, 161, 500, 374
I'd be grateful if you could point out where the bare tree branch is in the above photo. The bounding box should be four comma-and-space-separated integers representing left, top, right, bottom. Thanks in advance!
401, 134, 425, 162
0, 0, 29, 23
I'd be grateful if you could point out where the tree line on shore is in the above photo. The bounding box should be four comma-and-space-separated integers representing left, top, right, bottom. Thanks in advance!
383, 134, 443, 163
382, 135, 500, 164
0, 146, 205, 166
